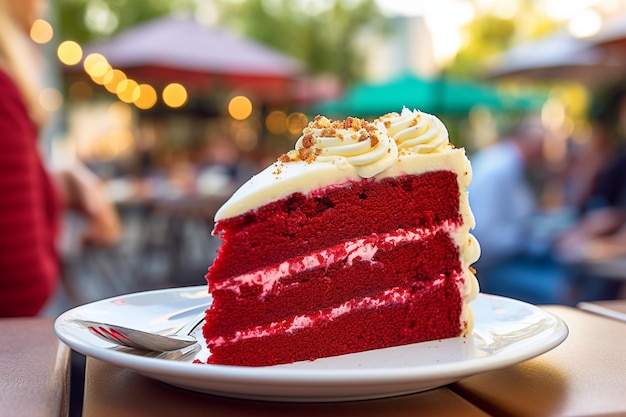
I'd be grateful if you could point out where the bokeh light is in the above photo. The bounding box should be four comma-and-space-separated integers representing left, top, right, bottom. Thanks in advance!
57, 41, 83, 66
38, 88, 63, 112
108, 101, 133, 125
162, 83, 188, 108
68, 81, 93, 102
134, 84, 158, 110
83, 53, 112, 85
116, 79, 140, 103
265, 110, 288, 134
568, 8, 603, 38
90, 63, 112, 85
228, 95, 253, 120
83, 53, 107, 72
30, 19, 53, 44
286, 112, 309, 135
103, 69, 127, 94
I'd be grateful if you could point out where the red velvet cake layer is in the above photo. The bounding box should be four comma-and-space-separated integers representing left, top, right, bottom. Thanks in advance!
205, 278, 464, 367
204, 231, 462, 341
209, 171, 460, 283
203, 171, 468, 366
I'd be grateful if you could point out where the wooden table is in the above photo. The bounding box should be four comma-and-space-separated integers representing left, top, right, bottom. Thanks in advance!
81, 360, 490, 417
75, 303, 626, 417
0, 317, 71, 417
452, 304, 626, 417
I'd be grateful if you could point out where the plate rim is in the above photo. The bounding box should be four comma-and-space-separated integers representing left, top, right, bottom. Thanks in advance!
54, 287, 569, 391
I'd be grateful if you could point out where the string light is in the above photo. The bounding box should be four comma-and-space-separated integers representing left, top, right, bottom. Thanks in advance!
30, 19, 53, 44
286, 112, 308, 135
83, 53, 111, 85
116, 79, 140, 103
54, 34, 192, 110
57, 41, 83, 66
103, 69, 127, 94
265, 110, 288, 134
162, 83, 188, 108
83, 53, 108, 73
134, 84, 158, 109
228, 95, 253, 120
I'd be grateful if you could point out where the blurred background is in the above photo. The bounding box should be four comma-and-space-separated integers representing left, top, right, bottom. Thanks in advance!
36, 0, 626, 315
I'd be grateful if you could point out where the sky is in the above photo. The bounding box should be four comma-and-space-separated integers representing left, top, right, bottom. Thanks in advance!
373, 0, 620, 65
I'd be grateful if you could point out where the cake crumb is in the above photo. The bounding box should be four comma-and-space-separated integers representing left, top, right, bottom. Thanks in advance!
271, 162, 284, 176
298, 147, 313, 161
301, 133, 316, 148
321, 128, 337, 138
312, 115, 331, 129
370, 132, 379, 148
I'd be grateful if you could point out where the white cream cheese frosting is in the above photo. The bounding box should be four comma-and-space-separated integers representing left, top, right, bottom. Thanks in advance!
382, 107, 450, 153
292, 115, 398, 178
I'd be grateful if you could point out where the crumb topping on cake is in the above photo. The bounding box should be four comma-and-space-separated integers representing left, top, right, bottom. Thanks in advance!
276, 115, 398, 179
275, 109, 451, 180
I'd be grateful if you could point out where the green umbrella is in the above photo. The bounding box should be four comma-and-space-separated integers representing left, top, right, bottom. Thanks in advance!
316, 73, 544, 117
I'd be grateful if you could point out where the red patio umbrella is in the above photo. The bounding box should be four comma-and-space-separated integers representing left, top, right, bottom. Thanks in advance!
69, 15, 307, 102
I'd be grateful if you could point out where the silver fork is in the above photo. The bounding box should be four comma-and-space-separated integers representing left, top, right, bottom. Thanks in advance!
78, 311, 206, 352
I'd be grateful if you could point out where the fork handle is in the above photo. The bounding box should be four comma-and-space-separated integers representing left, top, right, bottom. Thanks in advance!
174, 309, 207, 336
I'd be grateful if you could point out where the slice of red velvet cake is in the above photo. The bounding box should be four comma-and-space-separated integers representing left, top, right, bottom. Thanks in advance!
202, 108, 480, 367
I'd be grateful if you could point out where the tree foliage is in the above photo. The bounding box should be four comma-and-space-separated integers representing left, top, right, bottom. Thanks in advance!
213, 0, 387, 83
447, 2, 560, 79
55, 0, 198, 41
53, 0, 387, 84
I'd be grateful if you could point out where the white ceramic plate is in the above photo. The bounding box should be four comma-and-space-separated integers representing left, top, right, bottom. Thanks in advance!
54, 286, 568, 402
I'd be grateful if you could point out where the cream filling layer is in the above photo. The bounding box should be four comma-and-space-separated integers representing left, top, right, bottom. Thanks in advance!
207, 285, 430, 348
211, 221, 460, 299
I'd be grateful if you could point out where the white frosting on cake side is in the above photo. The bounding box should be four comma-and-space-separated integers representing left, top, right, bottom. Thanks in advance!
381, 108, 480, 334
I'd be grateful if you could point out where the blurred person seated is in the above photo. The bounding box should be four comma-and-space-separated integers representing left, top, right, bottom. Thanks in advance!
562, 120, 613, 212
470, 118, 544, 266
553, 84, 626, 300
0, 0, 120, 317
555, 146, 626, 300
469, 117, 569, 304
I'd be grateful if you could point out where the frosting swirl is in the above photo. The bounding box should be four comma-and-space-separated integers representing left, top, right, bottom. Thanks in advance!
287, 115, 398, 178
381, 107, 449, 153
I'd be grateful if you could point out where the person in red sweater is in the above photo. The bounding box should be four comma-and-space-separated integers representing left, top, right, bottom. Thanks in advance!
0, 0, 120, 317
